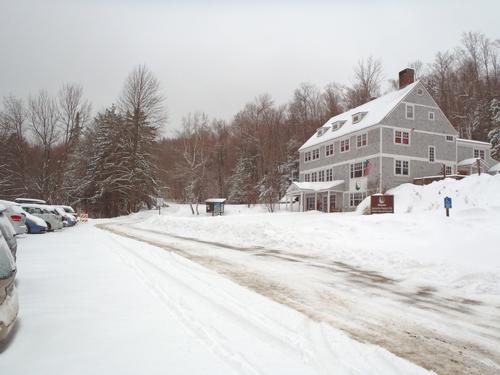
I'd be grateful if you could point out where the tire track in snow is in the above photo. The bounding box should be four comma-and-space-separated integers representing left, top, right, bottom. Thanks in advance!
105, 233, 266, 375
98, 222, 500, 375
102, 230, 365, 375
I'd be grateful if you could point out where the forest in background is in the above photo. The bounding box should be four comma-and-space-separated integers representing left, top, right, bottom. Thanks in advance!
1, 31, 499, 217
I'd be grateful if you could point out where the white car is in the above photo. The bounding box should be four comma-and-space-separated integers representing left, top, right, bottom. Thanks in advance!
0, 200, 27, 236
21, 204, 63, 231
54, 207, 76, 227
0, 209, 18, 342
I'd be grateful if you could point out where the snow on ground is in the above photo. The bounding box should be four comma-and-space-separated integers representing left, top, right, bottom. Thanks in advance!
133, 175, 500, 299
0, 221, 432, 374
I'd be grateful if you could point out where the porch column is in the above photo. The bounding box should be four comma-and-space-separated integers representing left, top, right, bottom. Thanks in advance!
314, 192, 317, 211
300, 192, 304, 212
327, 190, 331, 213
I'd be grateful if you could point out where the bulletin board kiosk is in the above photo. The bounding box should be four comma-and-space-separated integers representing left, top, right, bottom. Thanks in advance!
205, 198, 226, 216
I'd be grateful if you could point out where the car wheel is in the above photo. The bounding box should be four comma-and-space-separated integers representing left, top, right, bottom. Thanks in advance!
26, 224, 32, 234
46, 222, 52, 232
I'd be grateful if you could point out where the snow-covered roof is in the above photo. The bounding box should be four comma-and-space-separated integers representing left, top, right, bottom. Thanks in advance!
299, 81, 420, 151
205, 198, 226, 203
457, 158, 489, 167
14, 197, 47, 204
286, 180, 345, 193
489, 163, 500, 173
457, 138, 491, 147
0, 199, 20, 207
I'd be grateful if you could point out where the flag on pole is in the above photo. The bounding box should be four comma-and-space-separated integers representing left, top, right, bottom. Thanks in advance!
364, 160, 372, 176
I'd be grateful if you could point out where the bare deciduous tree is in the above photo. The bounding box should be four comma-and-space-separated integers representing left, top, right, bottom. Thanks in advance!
345, 56, 383, 108
28, 91, 60, 199
176, 112, 209, 214
58, 83, 91, 147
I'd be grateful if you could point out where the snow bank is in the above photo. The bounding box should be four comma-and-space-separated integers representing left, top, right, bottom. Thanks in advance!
357, 174, 500, 214
122, 174, 500, 298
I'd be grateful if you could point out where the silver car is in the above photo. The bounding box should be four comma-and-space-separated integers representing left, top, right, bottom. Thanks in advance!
0, 205, 17, 259
21, 204, 64, 231
0, 208, 18, 342
0, 200, 27, 236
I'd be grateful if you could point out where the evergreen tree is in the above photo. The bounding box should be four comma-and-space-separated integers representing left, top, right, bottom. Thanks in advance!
488, 98, 500, 160
228, 155, 257, 204
118, 65, 165, 212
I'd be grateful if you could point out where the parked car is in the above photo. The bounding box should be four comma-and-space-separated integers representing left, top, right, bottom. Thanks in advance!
0, 200, 27, 236
14, 198, 47, 205
54, 207, 76, 227
25, 212, 48, 234
21, 204, 63, 231
0, 205, 18, 259
57, 205, 78, 221
0, 217, 18, 343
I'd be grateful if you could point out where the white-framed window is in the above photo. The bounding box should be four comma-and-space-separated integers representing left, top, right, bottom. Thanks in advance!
349, 192, 366, 207
305, 173, 310, 182
445, 135, 454, 142
325, 144, 334, 157
405, 103, 415, 120
318, 170, 325, 182
394, 129, 410, 145
356, 133, 367, 148
428, 146, 435, 162
340, 139, 350, 152
304, 151, 311, 162
445, 165, 453, 175
311, 172, 317, 182
350, 162, 363, 178
474, 149, 485, 159
428, 111, 435, 121
326, 169, 333, 181
350, 160, 370, 178
417, 88, 424, 96
312, 148, 320, 160
394, 159, 410, 176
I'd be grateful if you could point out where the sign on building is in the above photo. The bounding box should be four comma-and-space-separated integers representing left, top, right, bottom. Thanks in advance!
370, 194, 394, 214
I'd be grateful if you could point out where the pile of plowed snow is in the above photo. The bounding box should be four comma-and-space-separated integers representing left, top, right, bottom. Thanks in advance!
357, 174, 500, 214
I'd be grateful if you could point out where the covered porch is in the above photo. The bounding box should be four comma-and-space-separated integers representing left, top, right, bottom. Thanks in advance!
284, 181, 345, 213
457, 158, 491, 175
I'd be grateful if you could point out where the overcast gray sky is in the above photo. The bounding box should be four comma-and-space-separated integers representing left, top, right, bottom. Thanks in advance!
1, 0, 499, 135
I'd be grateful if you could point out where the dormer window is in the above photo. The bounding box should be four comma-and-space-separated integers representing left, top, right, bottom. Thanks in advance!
352, 112, 367, 124
316, 126, 329, 137
331, 120, 346, 131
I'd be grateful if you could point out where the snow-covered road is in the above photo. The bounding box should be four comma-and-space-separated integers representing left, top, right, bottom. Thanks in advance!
100, 217, 500, 375
0, 222, 431, 375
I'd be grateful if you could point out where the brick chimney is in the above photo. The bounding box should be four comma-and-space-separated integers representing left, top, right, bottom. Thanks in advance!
399, 68, 415, 89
